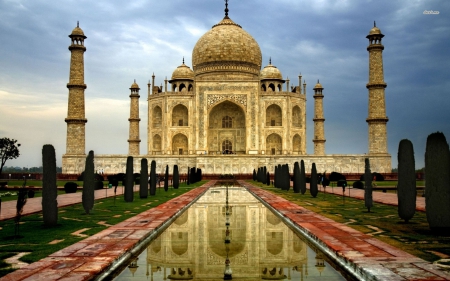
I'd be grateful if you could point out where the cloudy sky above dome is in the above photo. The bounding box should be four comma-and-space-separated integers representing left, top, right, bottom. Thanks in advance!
0, 0, 449, 170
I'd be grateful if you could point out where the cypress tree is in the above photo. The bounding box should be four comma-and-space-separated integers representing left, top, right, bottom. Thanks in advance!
284, 164, 291, 191
277, 164, 282, 188
300, 160, 306, 194
397, 139, 416, 223
274, 166, 278, 187
124, 156, 134, 202
364, 158, 373, 212
164, 165, 169, 191
266, 172, 270, 186
82, 151, 95, 214
187, 166, 190, 185
197, 168, 202, 182
190, 167, 196, 184
262, 166, 267, 184
425, 132, 450, 231
42, 144, 58, 226
253, 169, 256, 181
310, 163, 318, 197
150, 160, 157, 195
173, 165, 179, 189
139, 158, 148, 199
293, 162, 300, 193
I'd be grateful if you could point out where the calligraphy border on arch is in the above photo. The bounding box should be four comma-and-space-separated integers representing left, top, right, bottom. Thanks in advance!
207, 94, 247, 111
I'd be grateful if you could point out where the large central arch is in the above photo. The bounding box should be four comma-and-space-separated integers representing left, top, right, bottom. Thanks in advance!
208, 101, 246, 154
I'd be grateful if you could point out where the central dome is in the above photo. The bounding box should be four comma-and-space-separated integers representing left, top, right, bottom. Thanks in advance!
192, 17, 262, 77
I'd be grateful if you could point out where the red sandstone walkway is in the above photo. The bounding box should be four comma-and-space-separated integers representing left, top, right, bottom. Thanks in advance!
318, 185, 426, 212
0, 182, 214, 281
0, 187, 126, 221
240, 181, 448, 281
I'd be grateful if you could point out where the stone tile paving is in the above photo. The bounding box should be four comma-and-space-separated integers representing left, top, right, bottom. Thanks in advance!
321, 185, 426, 212
0, 187, 126, 221
0, 182, 214, 281
240, 181, 449, 281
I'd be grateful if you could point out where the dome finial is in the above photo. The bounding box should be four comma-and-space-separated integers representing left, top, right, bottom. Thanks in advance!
374, 21, 376, 27
224, 0, 229, 18
77, 21, 79, 28
183, 57, 185, 64
269, 57, 272, 65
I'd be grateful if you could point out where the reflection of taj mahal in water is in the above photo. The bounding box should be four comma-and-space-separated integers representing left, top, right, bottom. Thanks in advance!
62, 2, 391, 174
117, 188, 339, 280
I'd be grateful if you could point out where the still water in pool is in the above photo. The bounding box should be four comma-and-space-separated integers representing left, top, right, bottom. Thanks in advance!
113, 187, 346, 280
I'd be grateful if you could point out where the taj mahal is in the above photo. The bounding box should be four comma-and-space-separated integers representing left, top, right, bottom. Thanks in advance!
62, 3, 391, 175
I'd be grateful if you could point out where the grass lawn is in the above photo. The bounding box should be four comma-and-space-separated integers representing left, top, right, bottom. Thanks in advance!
0, 181, 206, 277
249, 180, 450, 263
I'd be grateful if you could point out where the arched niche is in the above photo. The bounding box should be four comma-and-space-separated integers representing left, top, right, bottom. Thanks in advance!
266, 104, 282, 126
293, 134, 302, 153
153, 106, 162, 128
292, 106, 302, 128
172, 104, 189, 126
208, 101, 246, 153
153, 134, 162, 151
266, 133, 282, 155
172, 133, 188, 155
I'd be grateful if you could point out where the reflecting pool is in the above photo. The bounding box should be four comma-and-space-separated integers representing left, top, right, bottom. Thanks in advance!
113, 187, 346, 280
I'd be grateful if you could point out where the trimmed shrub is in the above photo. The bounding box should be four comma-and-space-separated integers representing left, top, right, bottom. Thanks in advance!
253, 169, 256, 181
150, 160, 156, 195
353, 181, 364, 189
187, 166, 190, 185
300, 160, 306, 194
164, 165, 169, 192
64, 182, 78, 193
82, 150, 95, 214
266, 172, 270, 186
173, 165, 179, 189
425, 132, 450, 231
262, 166, 267, 184
94, 181, 104, 190
364, 158, 373, 212
124, 156, 134, 202
397, 139, 416, 223
196, 168, 202, 182
293, 162, 300, 193
310, 163, 318, 198
329, 172, 346, 182
140, 159, 149, 198
42, 145, 58, 226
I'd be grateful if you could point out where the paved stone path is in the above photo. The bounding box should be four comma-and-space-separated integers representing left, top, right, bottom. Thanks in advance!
1, 181, 446, 281
318, 185, 426, 212
1, 187, 126, 221
241, 181, 448, 281
0, 182, 214, 281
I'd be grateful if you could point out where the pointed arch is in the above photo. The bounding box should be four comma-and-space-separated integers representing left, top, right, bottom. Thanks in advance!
172, 133, 188, 155
153, 134, 162, 152
293, 134, 302, 153
152, 106, 162, 128
266, 104, 282, 126
292, 105, 302, 128
172, 104, 189, 126
266, 133, 282, 155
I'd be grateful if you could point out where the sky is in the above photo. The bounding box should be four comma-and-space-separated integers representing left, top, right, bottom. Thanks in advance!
0, 0, 449, 171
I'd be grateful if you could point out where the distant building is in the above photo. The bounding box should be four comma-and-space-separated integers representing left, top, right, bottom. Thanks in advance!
62, 5, 390, 175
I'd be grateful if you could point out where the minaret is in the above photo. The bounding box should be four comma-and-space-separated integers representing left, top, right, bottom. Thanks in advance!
128, 80, 141, 155
366, 22, 389, 155
65, 22, 87, 156
313, 80, 326, 155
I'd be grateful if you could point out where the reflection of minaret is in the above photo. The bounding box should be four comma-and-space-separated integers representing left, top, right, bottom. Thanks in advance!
128, 258, 139, 276
224, 184, 232, 280
366, 21, 389, 155
313, 80, 325, 155
65, 22, 87, 157
128, 80, 141, 155
315, 252, 326, 276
